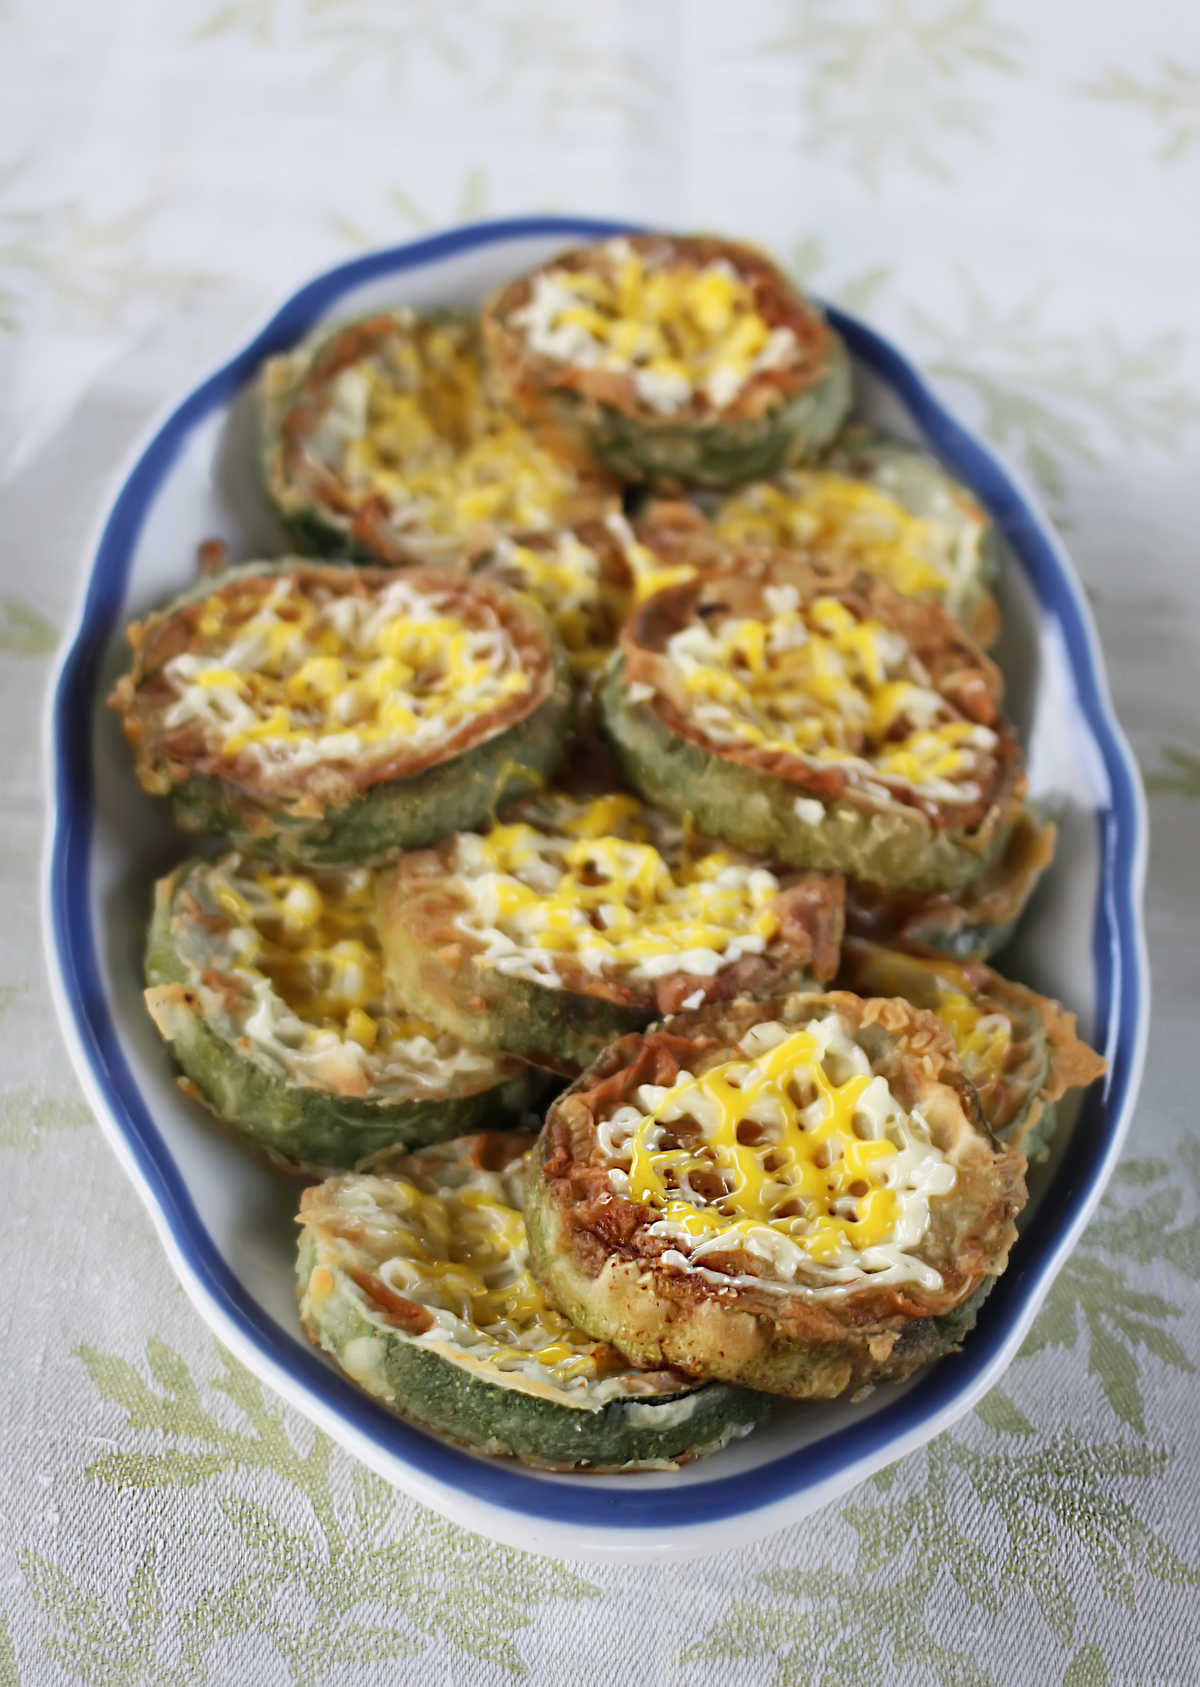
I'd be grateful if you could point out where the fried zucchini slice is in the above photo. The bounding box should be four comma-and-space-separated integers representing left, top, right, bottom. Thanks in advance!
144, 856, 544, 1174
845, 806, 1057, 959
602, 555, 1022, 891
483, 234, 851, 489
109, 560, 572, 864
378, 789, 844, 1076
646, 427, 997, 644
297, 1132, 772, 1469
527, 991, 1027, 1400
836, 937, 1105, 1157
260, 309, 617, 564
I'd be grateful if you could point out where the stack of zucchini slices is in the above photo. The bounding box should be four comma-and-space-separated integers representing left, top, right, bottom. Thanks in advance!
110, 229, 1105, 1472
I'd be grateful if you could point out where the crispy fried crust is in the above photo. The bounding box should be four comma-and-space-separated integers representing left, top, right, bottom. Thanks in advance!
482, 235, 851, 488
527, 991, 1027, 1399
845, 808, 1058, 959
837, 936, 1106, 1156
377, 832, 844, 1075
108, 561, 573, 862
602, 555, 1022, 890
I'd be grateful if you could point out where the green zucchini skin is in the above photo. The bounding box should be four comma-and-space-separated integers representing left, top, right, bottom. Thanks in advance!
112, 561, 574, 866
601, 656, 1012, 893
144, 866, 545, 1175
535, 333, 852, 490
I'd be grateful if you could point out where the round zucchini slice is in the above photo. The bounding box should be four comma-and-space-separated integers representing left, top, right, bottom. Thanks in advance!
845, 805, 1058, 959
527, 991, 1027, 1400
144, 855, 546, 1174
297, 1132, 772, 1469
259, 309, 618, 564
601, 555, 1022, 892
377, 788, 845, 1076
109, 560, 572, 864
482, 234, 851, 490
645, 428, 998, 644
836, 937, 1105, 1158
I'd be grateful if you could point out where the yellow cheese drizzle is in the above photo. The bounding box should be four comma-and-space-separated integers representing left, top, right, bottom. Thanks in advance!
374, 1176, 625, 1383
491, 535, 627, 677
464, 794, 780, 972
713, 473, 948, 600
209, 864, 435, 1058
671, 593, 982, 793
491, 523, 697, 677
519, 241, 791, 405
340, 321, 586, 536
181, 577, 529, 759
624, 1028, 904, 1263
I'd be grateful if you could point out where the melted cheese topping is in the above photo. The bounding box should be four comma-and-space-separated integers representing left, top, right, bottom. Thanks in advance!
512, 237, 797, 414
598, 1015, 956, 1293
308, 317, 589, 545
171, 858, 509, 1100
661, 587, 997, 804
160, 572, 531, 772
485, 514, 696, 677
712, 473, 954, 601
452, 792, 782, 988
308, 1150, 680, 1406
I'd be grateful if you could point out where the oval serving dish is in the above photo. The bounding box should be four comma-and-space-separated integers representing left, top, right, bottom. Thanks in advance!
43, 217, 1147, 1566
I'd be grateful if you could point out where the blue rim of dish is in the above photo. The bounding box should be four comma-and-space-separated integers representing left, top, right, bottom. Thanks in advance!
47, 216, 1146, 1532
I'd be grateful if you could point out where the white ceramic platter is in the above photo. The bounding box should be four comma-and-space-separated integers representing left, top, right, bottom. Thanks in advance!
43, 218, 1148, 1565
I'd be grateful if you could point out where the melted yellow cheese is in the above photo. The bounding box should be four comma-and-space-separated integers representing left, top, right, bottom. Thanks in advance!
713, 472, 948, 599
662, 588, 995, 803
308, 1148, 658, 1401
484, 516, 697, 679
453, 792, 782, 987
513, 237, 798, 414
600, 1014, 956, 1290
311, 317, 592, 545
175, 858, 508, 1100
162, 573, 530, 768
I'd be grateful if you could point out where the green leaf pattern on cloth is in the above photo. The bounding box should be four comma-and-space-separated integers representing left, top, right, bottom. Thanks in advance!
906, 286, 1200, 505
53, 1341, 600, 1682
1145, 745, 1200, 800
760, 1, 1023, 187
1085, 59, 1200, 161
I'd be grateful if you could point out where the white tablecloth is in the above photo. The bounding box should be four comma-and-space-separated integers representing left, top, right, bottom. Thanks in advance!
4, 2, 1199, 1681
